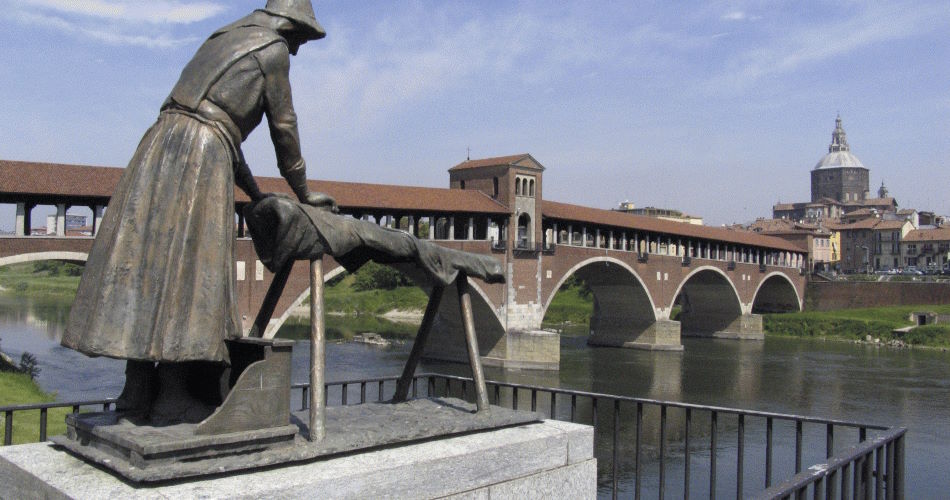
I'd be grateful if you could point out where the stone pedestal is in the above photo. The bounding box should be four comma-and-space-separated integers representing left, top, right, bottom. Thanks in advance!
485, 329, 560, 370
0, 420, 595, 499
588, 319, 684, 351
681, 313, 764, 340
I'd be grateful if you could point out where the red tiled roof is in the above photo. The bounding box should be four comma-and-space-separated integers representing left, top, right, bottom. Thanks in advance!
827, 218, 908, 231
542, 200, 802, 252
772, 203, 798, 211
873, 220, 909, 230
0, 159, 509, 214
903, 227, 950, 243
0, 160, 122, 199
749, 218, 828, 235
828, 218, 879, 230
448, 154, 534, 171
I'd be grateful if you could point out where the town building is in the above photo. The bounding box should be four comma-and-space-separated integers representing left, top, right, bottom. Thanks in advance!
613, 202, 703, 225
901, 227, 950, 271
748, 218, 836, 272
829, 218, 914, 273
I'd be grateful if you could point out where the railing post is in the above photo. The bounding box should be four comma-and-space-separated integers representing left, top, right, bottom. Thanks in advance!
612, 399, 620, 500
765, 417, 773, 488
795, 420, 803, 473
684, 408, 691, 499
875, 444, 885, 499
3, 410, 12, 445
895, 433, 905, 499
886, 441, 895, 499
737, 414, 744, 499
710, 411, 718, 500
659, 405, 667, 499
39, 408, 47, 442
635, 402, 643, 500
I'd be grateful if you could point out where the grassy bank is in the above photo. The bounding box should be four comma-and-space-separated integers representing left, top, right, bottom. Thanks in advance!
541, 284, 593, 326
323, 272, 428, 315
0, 262, 81, 298
764, 305, 950, 347
0, 372, 70, 444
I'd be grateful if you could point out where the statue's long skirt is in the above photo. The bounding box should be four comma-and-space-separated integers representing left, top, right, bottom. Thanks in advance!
62, 112, 240, 363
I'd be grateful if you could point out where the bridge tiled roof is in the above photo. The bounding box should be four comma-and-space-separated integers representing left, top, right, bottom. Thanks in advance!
254, 177, 510, 214
542, 200, 803, 252
0, 160, 121, 200
0, 160, 509, 215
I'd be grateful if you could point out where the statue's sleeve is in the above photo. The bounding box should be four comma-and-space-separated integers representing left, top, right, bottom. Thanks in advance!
255, 43, 307, 185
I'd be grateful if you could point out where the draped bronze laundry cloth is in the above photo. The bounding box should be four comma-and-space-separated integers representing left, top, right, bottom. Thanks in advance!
243, 196, 505, 286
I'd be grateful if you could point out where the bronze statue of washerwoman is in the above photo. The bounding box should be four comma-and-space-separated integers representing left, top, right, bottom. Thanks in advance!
50, 3, 532, 483
62, 0, 336, 425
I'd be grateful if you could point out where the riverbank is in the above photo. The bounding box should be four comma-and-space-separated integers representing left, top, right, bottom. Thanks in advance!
0, 372, 70, 444
764, 304, 950, 348
0, 262, 80, 299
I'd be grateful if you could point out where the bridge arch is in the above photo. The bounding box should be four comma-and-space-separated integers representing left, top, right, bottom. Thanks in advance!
751, 272, 802, 313
543, 257, 656, 318
671, 266, 744, 337
0, 252, 89, 268
544, 257, 672, 349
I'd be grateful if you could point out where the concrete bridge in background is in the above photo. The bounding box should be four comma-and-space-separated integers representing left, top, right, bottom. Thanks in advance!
0, 156, 807, 370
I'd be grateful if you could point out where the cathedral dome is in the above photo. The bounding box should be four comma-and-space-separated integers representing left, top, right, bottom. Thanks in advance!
813, 115, 867, 170
814, 150, 866, 170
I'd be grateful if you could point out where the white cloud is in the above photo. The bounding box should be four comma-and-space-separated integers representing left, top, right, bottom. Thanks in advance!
291, 4, 715, 134
15, 0, 225, 24
706, 2, 950, 92
722, 11, 747, 21
11, 10, 198, 47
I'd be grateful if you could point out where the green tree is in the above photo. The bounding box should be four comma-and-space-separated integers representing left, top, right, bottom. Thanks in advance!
352, 261, 412, 291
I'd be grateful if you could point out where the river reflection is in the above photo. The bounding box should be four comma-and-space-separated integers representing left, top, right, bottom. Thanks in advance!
2, 295, 949, 497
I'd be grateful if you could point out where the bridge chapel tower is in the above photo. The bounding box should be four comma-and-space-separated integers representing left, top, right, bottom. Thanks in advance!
448, 154, 555, 368
448, 153, 545, 249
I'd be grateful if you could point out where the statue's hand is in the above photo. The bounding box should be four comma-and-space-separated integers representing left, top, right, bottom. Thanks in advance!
302, 191, 339, 213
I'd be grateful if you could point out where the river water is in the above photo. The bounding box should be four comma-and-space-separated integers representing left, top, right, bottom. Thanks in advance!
2, 294, 948, 497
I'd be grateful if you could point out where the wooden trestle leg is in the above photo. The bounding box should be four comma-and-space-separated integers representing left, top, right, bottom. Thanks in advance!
457, 275, 490, 413
249, 262, 293, 337
393, 285, 445, 403
309, 258, 326, 441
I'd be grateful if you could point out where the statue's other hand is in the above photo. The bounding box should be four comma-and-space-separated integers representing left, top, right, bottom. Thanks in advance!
303, 191, 339, 213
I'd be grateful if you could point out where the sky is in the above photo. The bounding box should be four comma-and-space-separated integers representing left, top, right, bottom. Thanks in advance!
1, 0, 948, 229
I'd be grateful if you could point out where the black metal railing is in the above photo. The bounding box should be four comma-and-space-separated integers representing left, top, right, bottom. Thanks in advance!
2, 398, 115, 445
2, 373, 905, 499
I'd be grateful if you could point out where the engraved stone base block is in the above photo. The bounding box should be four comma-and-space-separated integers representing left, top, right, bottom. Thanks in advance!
2, 420, 595, 499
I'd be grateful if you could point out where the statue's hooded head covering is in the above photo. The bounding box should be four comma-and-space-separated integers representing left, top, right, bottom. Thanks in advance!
261, 0, 326, 41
